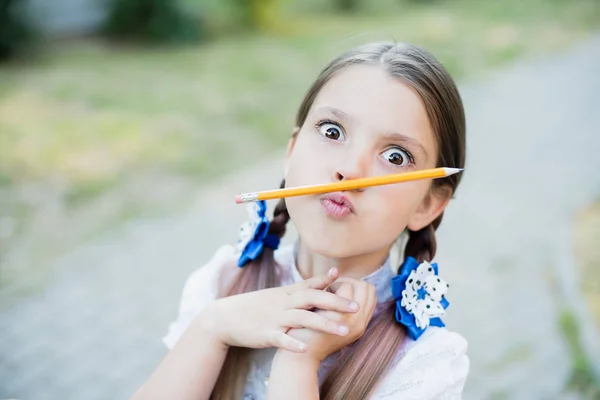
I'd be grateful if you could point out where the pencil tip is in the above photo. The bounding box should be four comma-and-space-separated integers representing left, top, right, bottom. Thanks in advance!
443, 167, 464, 176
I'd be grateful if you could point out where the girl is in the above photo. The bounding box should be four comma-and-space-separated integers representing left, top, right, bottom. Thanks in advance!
134, 41, 469, 399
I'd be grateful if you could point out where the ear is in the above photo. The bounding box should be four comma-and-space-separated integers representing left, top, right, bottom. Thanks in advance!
407, 186, 452, 231
284, 126, 300, 178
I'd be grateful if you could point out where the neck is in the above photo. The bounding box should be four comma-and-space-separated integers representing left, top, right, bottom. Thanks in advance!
295, 239, 392, 280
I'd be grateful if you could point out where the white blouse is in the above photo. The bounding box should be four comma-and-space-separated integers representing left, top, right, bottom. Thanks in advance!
163, 243, 470, 399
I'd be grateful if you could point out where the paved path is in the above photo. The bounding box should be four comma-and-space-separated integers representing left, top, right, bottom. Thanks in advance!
1, 35, 600, 399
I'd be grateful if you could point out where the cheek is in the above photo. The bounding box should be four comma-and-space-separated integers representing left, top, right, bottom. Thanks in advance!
371, 181, 429, 223
285, 135, 328, 186
285, 152, 309, 187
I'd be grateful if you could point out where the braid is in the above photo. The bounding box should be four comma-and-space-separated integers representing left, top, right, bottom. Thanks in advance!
212, 179, 291, 400
403, 213, 444, 264
268, 179, 290, 238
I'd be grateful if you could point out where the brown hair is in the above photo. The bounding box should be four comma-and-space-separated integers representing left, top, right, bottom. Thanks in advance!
211, 41, 466, 400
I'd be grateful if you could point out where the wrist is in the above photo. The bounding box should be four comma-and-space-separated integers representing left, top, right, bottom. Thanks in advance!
274, 348, 321, 371
268, 349, 321, 400
192, 301, 230, 351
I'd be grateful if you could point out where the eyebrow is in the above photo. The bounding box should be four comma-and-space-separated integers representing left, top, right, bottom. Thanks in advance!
315, 106, 429, 161
315, 106, 349, 121
383, 132, 429, 161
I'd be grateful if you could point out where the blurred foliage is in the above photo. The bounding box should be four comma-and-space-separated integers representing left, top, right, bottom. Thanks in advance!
103, 0, 204, 44
0, 0, 38, 62
1, 0, 600, 285
180, 0, 283, 34
333, 0, 360, 12
2, 0, 599, 190
558, 308, 600, 398
230, 0, 281, 30
574, 200, 600, 333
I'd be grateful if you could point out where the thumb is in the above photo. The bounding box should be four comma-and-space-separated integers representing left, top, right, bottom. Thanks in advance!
293, 267, 339, 292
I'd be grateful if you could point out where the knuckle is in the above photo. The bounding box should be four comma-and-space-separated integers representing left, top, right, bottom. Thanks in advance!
325, 319, 337, 332
267, 330, 278, 345
297, 291, 310, 305
322, 295, 336, 310
281, 309, 294, 325
276, 311, 285, 325
335, 295, 349, 309
307, 276, 321, 288
330, 310, 345, 323
305, 289, 320, 305
298, 311, 310, 326
323, 291, 338, 305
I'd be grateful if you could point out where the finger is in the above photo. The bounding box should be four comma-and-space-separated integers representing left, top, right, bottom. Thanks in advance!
363, 283, 378, 323
269, 330, 308, 353
329, 277, 367, 298
369, 283, 377, 312
281, 309, 349, 336
358, 282, 374, 310
290, 267, 339, 293
331, 281, 354, 301
349, 282, 373, 325
289, 289, 359, 313
337, 279, 367, 304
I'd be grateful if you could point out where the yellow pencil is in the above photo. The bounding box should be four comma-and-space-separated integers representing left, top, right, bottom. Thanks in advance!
235, 167, 463, 204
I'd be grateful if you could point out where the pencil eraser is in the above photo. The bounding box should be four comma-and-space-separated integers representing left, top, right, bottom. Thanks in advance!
235, 195, 242, 204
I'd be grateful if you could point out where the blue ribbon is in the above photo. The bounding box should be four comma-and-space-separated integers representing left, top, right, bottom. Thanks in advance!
237, 200, 280, 267
391, 256, 449, 340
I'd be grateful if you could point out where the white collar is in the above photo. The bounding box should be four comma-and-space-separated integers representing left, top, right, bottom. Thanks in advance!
276, 240, 396, 304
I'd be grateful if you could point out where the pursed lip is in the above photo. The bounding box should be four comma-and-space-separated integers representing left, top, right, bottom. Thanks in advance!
319, 192, 355, 213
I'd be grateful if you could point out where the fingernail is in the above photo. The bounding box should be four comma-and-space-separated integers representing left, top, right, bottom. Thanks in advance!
338, 325, 349, 335
349, 301, 359, 311
298, 343, 307, 352
328, 268, 335, 278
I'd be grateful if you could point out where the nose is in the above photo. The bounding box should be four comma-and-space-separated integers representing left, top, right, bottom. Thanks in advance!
333, 168, 362, 182
332, 153, 369, 191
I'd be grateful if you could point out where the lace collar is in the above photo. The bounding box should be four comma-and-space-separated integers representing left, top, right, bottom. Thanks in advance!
280, 240, 397, 306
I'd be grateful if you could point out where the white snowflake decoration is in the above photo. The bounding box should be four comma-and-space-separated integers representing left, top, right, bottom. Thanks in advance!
236, 202, 262, 252
400, 261, 449, 329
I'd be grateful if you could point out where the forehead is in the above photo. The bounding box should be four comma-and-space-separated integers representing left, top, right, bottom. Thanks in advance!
309, 64, 436, 155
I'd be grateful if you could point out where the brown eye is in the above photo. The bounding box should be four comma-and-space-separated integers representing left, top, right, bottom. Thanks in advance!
318, 122, 345, 141
381, 147, 411, 166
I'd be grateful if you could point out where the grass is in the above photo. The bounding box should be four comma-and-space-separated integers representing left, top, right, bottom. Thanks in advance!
1, 0, 599, 287
2, 0, 598, 191
558, 308, 600, 398
558, 198, 600, 398
573, 200, 600, 333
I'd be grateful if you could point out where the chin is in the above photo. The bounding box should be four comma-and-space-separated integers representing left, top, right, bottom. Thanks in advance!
300, 231, 362, 259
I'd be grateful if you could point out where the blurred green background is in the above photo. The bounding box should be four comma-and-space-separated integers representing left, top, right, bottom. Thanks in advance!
2, 0, 598, 285
1, 0, 600, 398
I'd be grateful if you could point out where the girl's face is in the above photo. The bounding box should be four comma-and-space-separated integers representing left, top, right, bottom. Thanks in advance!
284, 65, 450, 259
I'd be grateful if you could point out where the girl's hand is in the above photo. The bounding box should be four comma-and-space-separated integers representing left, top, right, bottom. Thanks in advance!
284, 278, 377, 362
200, 268, 360, 353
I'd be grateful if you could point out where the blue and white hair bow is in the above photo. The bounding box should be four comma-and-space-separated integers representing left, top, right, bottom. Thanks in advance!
236, 200, 280, 267
391, 257, 450, 340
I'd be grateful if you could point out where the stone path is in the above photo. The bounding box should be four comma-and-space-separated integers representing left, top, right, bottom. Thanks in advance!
1, 34, 600, 399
